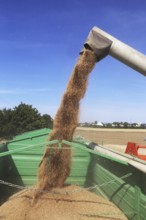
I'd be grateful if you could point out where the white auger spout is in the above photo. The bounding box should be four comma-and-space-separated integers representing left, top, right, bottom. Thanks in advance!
83, 26, 146, 76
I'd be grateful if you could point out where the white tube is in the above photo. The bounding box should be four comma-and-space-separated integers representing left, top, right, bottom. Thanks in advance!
93, 26, 146, 76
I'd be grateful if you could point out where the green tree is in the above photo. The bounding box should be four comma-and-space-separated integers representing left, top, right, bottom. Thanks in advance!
12, 102, 42, 134
0, 103, 53, 138
106, 123, 112, 128
123, 122, 129, 128
41, 114, 53, 129
0, 108, 15, 137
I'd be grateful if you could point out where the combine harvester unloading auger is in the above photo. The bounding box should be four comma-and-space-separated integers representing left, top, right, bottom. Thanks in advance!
83, 26, 146, 76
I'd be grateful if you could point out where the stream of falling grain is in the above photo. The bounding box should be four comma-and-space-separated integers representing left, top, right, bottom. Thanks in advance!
37, 49, 97, 191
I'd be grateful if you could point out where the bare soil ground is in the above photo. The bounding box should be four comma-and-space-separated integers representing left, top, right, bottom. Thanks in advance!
75, 127, 146, 145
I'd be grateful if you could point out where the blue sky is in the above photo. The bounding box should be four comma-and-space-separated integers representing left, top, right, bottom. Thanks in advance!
0, 0, 146, 123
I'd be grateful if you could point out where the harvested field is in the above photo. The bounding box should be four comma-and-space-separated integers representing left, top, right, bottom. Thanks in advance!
0, 185, 128, 220
75, 127, 146, 146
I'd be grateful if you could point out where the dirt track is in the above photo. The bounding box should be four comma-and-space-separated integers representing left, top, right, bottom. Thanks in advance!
74, 127, 146, 146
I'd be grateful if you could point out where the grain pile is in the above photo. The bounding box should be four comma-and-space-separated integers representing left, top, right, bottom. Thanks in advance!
0, 185, 128, 220
37, 48, 97, 193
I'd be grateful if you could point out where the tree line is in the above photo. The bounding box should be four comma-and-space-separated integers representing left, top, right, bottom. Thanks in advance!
0, 103, 53, 139
79, 121, 146, 129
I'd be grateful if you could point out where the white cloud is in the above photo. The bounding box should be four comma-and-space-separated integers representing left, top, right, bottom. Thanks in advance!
0, 89, 14, 94
0, 88, 51, 95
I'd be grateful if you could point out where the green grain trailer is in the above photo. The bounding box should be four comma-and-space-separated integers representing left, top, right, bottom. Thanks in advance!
0, 128, 146, 219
